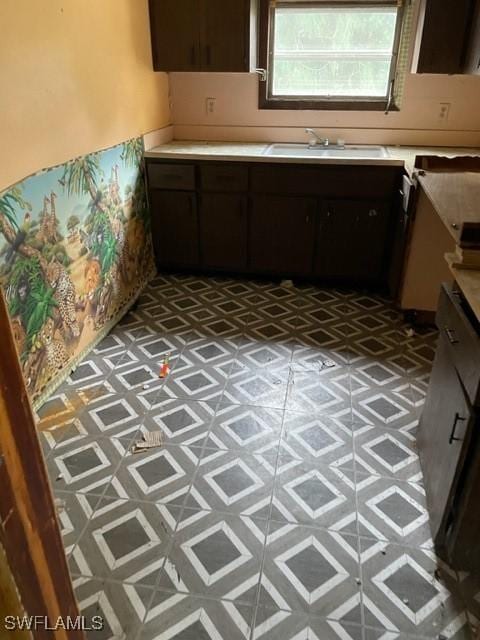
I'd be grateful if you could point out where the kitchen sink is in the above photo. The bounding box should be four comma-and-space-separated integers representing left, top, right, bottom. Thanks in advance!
264, 143, 390, 159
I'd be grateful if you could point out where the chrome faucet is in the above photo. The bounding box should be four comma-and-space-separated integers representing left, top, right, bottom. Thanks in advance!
305, 128, 329, 148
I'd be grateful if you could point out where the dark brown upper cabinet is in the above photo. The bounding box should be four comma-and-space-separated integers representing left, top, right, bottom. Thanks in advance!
148, 0, 256, 72
414, 0, 480, 74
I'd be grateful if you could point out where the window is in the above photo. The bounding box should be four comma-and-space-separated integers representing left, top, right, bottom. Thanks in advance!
258, 0, 409, 111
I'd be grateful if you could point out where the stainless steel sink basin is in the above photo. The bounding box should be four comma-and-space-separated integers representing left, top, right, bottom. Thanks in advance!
264, 143, 389, 159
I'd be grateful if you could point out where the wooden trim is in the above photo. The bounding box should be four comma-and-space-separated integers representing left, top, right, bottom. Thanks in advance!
258, 0, 402, 111
0, 289, 83, 640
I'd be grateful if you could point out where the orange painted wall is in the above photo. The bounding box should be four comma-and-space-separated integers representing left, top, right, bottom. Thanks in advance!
0, 0, 170, 191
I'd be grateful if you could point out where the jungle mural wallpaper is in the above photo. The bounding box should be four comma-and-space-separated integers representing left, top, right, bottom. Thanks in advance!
0, 138, 155, 407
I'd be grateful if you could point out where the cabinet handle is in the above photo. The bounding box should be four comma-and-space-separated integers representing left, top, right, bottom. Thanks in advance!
190, 46, 196, 66
206, 45, 212, 66
449, 412, 466, 444
444, 327, 459, 345
305, 215, 310, 224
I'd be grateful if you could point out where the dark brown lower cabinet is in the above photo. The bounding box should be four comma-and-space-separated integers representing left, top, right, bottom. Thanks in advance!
315, 200, 390, 282
146, 159, 403, 285
150, 190, 199, 268
418, 284, 480, 572
250, 195, 316, 276
200, 193, 247, 270
417, 335, 473, 539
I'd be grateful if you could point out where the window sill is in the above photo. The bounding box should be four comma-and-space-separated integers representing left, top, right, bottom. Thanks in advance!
259, 97, 400, 112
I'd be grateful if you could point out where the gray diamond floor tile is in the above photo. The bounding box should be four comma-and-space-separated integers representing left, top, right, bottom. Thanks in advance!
74, 576, 150, 639
356, 476, 433, 548
353, 425, 422, 483
48, 435, 129, 495
141, 398, 216, 447
360, 543, 469, 638
252, 608, 364, 640
207, 403, 283, 454
70, 497, 176, 583
191, 450, 275, 517
104, 444, 199, 505
139, 593, 255, 640
235, 340, 293, 369
160, 364, 230, 403
160, 509, 264, 603
286, 370, 352, 418
281, 412, 355, 468
223, 366, 290, 410
259, 522, 361, 617
272, 457, 357, 529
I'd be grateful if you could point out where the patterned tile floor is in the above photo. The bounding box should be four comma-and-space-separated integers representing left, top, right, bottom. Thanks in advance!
37, 274, 480, 640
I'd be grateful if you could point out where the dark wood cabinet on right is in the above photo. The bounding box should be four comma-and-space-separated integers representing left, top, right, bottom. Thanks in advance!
418, 284, 480, 572
315, 200, 390, 282
415, 0, 480, 74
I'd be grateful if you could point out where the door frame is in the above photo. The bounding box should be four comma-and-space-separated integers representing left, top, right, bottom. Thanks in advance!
0, 289, 83, 639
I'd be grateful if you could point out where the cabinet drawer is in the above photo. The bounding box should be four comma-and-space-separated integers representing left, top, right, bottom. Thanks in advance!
436, 284, 480, 405
251, 165, 398, 198
147, 163, 195, 190
200, 164, 248, 192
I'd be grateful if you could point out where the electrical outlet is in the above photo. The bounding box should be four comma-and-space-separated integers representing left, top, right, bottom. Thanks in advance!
438, 102, 451, 123
206, 97, 216, 115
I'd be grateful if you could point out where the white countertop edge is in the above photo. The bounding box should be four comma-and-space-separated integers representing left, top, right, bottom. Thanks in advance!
144, 149, 405, 167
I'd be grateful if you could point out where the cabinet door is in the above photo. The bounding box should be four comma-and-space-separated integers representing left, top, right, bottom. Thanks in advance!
149, 0, 201, 71
150, 190, 200, 268
417, 336, 474, 540
250, 196, 316, 276
201, 0, 249, 71
315, 200, 390, 282
415, 0, 475, 74
200, 194, 247, 270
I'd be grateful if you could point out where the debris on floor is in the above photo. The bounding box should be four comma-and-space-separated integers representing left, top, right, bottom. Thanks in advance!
159, 353, 171, 378
321, 359, 336, 369
280, 279, 294, 288
132, 431, 163, 454
54, 497, 65, 512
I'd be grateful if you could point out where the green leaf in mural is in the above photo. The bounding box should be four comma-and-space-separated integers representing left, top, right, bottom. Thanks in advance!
6, 256, 57, 358
0, 187, 32, 231
89, 211, 118, 276
59, 155, 102, 203
121, 139, 144, 167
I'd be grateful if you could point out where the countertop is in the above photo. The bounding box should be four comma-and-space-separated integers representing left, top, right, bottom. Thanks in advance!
145, 139, 480, 321
446, 255, 480, 323
145, 141, 480, 177
419, 172, 480, 245
415, 171, 480, 322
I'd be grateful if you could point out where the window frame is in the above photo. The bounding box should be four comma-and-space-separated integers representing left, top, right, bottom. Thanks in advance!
258, 0, 405, 111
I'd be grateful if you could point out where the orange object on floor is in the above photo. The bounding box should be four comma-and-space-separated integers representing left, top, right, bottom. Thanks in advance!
159, 353, 171, 378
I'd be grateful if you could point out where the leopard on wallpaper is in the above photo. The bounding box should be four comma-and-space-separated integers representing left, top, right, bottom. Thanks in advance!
0, 137, 155, 407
